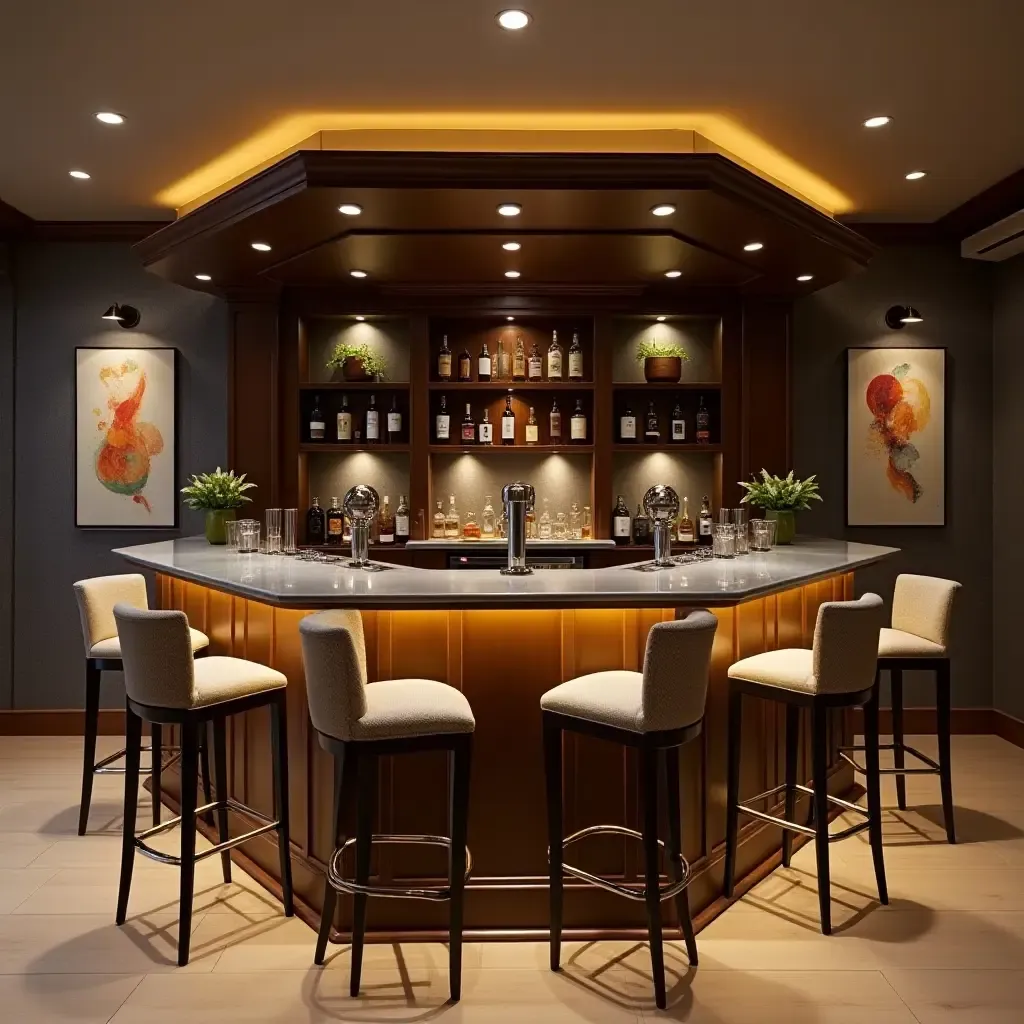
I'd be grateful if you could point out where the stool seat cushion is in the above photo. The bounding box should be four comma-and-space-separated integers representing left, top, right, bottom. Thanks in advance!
540, 670, 651, 732
90, 628, 210, 661
349, 679, 476, 741
728, 649, 816, 694
188, 656, 286, 709
878, 627, 946, 659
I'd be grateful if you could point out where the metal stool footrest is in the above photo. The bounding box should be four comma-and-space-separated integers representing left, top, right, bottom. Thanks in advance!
327, 835, 473, 902
94, 744, 161, 776
738, 783, 869, 843
133, 798, 279, 866
557, 824, 692, 903
839, 743, 940, 777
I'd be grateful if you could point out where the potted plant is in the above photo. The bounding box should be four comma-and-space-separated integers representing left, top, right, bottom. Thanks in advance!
327, 343, 388, 382
636, 337, 689, 383
181, 468, 257, 544
737, 469, 822, 545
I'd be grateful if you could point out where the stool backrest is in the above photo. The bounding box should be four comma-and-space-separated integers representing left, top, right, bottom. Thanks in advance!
892, 573, 960, 650
113, 603, 196, 709
641, 610, 718, 732
298, 610, 369, 742
812, 593, 884, 694
73, 574, 148, 656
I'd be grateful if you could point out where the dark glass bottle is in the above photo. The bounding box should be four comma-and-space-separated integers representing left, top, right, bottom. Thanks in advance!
438, 334, 452, 381
696, 395, 711, 444
619, 403, 637, 443
395, 495, 411, 545
326, 496, 345, 547
478, 342, 492, 382
612, 494, 632, 545
435, 395, 451, 441
671, 400, 686, 442
306, 496, 326, 546
365, 394, 380, 442
387, 394, 402, 443
460, 403, 475, 443
698, 494, 714, 546
458, 345, 472, 382
633, 503, 652, 545
570, 398, 587, 443
549, 398, 562, 441
645, 401, 660, 442
309, 395, 325, 442
502, 394, 516, 445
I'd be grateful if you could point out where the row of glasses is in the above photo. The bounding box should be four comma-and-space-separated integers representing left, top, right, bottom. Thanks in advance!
713, 509, 777, 558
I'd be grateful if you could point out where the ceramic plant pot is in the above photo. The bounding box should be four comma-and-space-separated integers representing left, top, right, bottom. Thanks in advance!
644, 356, 682, 383
766, 509, 796, 545
205, 508, 235, 545
342, 357, 371, 382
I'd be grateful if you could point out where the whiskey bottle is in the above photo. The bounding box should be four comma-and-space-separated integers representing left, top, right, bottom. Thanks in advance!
671, 400, 686, 443
698, 494, 713, 545
395, 495, 410, 545
445, 494, 460, 539
525, 506, 537, 539
581, 505, 593, 540
378, 495, 395, 545
336, 394, 353, 442
438, 334, 452, 381
528, 342, 543, 381
462, 509, 481, 541
619, 403, 637, 443
696, 395, 711, 444
549, 399, 562, 441
644, 401, 660, 442
568, 331, 584, 380
569, 501, 582, 540
634, 503, 652, 545
478, 342, 492, 382
547, 330, 563, 380
513, 335, 527, 380
570, 399, 587, 443
612, 495, 632, 545
310, 395, 325, 442
432, 500, 446, 539
525, 406, 539, 445
482, 495, 496, 539
326, 496, 345, 547
478, 408, 494, 445
387, 394, 402, 443
677, 495, 695, 543
458, 344, 472, 382
435, 395, 451, 441
306, 496, 326, 546
498, 339, 512, 381
460, 403, 475, 444
538, 497, 553, 540
365, 394, 380, 442
501, 394, 516, 445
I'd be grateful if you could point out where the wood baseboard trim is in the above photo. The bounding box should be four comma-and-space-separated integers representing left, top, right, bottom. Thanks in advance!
850, 707, 993, 735
993, 710, 1024, 750
0, 709, 126, 735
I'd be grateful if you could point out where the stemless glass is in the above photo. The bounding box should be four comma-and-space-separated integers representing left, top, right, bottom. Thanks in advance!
750, 519, 771, 551
283, 509, 298, 554
239, 520, 260, 553
732, 508, 749, 555
713, 522, 736, 558
265, 508, 282, 554
764, 518, 778, 549
224, 519, 240, 551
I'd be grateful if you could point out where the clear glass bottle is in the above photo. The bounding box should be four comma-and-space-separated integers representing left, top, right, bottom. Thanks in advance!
538, 498, 553, 540
462, 509, 481, 541
310, 394, 325, 441
497, 508, 508, 539
336, 394, 353, 442
478, 342, 492, 382
581, 505, 593, 540
495, 339, 505, 381
696, 395, 711, 444
570, 398, 587, 443
435, 395, 451, 441
395, 495, 410, 545
501, 394, 516, 445
547, 330, 563, 380
478, 408, 493, 445
549, 399, 562, 441
438, 334, 452, 381
677, 495, 695, 543
513, 335, 527, 380
526, 506, 537, 539
525, 406, 539, 445
671, 400, 686, 442
553, 511, 568, 540
528, 342, 543, 381
612, 494, 631, 545
378, 495, 395, 544
569, 501, 582, 540
568, 331, 584, 379
432, 500, 446, 539
482, 495, 496, 539
445, 494, 460, 539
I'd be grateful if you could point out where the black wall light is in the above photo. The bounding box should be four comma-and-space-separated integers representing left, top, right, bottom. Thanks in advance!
885, 304, 923, 329
101, 303, 141, 329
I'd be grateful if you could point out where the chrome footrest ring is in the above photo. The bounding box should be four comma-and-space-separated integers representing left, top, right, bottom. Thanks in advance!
839, 744, 941, 777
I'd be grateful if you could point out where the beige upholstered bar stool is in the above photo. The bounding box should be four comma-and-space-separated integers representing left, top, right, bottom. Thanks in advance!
299, 610, 475, 1003
73, 574, 211, 835
540, 610, 718, 1011
113, 604, 294, 967
724, 594, 888, 935
841, 574, 962, 842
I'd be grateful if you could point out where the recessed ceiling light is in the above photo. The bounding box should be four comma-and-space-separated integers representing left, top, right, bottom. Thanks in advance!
497, 10, 531, 30
251, 242, 271, 252
863, 115, 891, 128
502, 241, 522, 251
350, 270, 368, 278
338, 203, 363, 215
69, 169, 90, 179
743, 242, 764, 252
194, 274, 212, 282
665, 270, 682, 279
505, 270, 521, 278
905, 170, 927, 180
507, 316, 515, 321
651, 204, 676, 217
355, 316, 366, 321
497, 203, 522, 217
656, 316, 667, 322
797, 274, 814, 282
95, 112, 125, 125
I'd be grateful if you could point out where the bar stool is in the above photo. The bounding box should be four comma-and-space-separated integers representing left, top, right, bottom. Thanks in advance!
724, 593, 887, 935
299, 610, 475, 1002
540, 610, 718, 1011
112, 603, 294, 966
73, 574, 212, 835
841, 574, 961, 843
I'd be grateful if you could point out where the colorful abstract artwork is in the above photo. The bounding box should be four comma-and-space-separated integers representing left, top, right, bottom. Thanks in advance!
847, 347, 945, 527
76, 348, 177, 527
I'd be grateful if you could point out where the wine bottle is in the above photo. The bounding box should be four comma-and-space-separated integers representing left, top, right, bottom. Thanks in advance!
460, 403, 475, 443
528, 343, 543, 381
696, 395, 711, 444
336, 394, 352, 442
309, 395, 325, 442
568, 331, 584, 379
671, 400, 686, 442
525, 406, 539, 445
365, 394, 380, 442
478, 342, 492, 382
395, 495, 410, 545
633, 503, 652, 545
306, 496, 326, 545
478, 408, 493, 445
378, 495, 395, 545
698, 494, 713, 545
612, 495, 632, 545
458, 345, 472, 382
502, 394, 516, 445
619, 403, 637, 443
547, 330, 563, 380
438, 334, 452, 381
326, 496, 345, 547
570, 398, 587, 443
549, 398, 562, 441
387, 394, 402, 443
644, 401, 660, 442
436, 395, 451, 441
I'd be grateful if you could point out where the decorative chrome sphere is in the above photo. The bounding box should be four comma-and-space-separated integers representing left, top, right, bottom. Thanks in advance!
643, 484, 680, 522
502, 481, 535, 511
343, 484, 380, 522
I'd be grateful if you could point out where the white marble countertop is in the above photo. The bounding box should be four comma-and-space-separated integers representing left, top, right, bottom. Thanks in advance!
114, 536, 897, 610
405, 539, 617, 550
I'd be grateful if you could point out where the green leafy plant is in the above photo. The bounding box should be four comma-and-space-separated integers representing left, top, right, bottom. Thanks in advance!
635, 337, 690, 363
738, 469, 823, 511
181, 468, 257, 510
326, 342, 388, 379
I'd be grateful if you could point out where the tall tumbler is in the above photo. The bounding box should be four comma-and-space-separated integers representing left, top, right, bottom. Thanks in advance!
265, 508, 282, 554
283, 509, 298, 554
732, 507, 749, 555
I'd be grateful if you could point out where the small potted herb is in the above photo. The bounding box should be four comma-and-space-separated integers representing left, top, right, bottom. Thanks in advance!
327, 343, 388, 382
737, 469, 822, 544
636, 337, 689, 383
181, 468, 257, 544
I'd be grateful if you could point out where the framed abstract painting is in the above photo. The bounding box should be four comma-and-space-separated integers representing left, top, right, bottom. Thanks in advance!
846, 347, 946, 527
75, 347, 179, 528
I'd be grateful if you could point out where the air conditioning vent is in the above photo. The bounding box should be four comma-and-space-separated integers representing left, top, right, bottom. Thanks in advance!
962, 208, 1024, 261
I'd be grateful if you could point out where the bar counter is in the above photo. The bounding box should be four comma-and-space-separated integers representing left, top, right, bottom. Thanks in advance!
115, 536, 896, 941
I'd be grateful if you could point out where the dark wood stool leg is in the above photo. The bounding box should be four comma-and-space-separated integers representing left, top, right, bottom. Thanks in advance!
150, 723, 162, 828
115, 703, 142, 925
270, 694, 294, 914
78, 660, 101, 836
936, 661, 956, 844
212, 715, 231, 883
783, 704, 799, 868
448, 735, 472, 1003
811, 703, 832, 935
177, 722, 199, 967
863, 682, 889, 905
349, 750, 377, 997
315, 747, 347, 965
891, 668, 907, 811
641, 745, 667, 1010
665, 745, 697, 966
199, 724, 215, 828
543, 714, 564, 972
723, 685, 742, 897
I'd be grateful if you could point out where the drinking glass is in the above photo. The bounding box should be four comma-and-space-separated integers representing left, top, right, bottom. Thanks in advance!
750, 519, 772, 551
283, 509, 298, 554
265, 508, 282, 554
224, 519, 240, 551
732, 508, 749, 555
764, 518, 778, 549
718, 507, 733, 525
239, 521, 261, 553
713, 522, 736, 558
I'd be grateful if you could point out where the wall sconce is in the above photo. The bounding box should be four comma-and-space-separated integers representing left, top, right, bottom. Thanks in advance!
101, 303, 141, 329
884, 305, 923, 329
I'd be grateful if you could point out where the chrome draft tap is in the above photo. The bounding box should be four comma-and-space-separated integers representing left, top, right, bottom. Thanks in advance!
343, 484, 380, 568
501, 481, 535, 576
644, 484, 680, 567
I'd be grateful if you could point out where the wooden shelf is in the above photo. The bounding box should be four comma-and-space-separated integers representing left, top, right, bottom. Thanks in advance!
612, 381, 721, 390
300, 382, 410, 391
300, 443, 410, 453
612, 443, 722, 453
428, 381, 594, 390
429, 444, 594, 455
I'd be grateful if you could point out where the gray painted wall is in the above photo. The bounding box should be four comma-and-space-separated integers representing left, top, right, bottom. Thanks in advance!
792, 243, 994, 709
10, 242, 227, 710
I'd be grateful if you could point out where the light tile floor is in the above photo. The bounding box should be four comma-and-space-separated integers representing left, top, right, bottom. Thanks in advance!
0, 733, 1022, 1021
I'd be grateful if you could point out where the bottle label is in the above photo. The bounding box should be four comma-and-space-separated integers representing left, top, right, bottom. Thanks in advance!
620, 416, 636, 439
396, 515, 410, 537
672, 419, 686, 441
366, 411, 379, 439
436, 415, 450, 440
528, 355, 543, 378
328, 517, 343, 537
479, 422, 493, 443
514, 354, 526, 377
571, 416, 586, 440
461, 424, 475, 442
525, 424, 539, 444
614, 516, 631, 537
548, 352, 563, 378
459, 357, 471, 379
438, 353, 452, 378
569, 352, 583, 378
478, 356, 491, 377
679, 524, 695, 542
310, 419, 325, 440
336, 413, 352, 440
379, 530, 394, 544
699, 518, 712, 536
550, 415, 561, 437
501, 417, 515, 440
387, 412, 402, 433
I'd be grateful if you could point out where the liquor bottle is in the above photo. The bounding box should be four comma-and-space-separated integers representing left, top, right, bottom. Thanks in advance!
460, 403, 475, 444
310, 395, 325, 441
525, 406, 539, 445
365, 394, 380, 442
696, 395, 711, 444
677, 495, 695, 543
387, 394, 402, 443
326, 496, 345, 547
478, 342, 492, 382
553, 511, 568, 540
497, 339, 511, 381
306, 496, 326, 546
438, 334, 452, 381
698, 494, 713, 546
549, 399, 562, 441
569, 501, 582, 540
568, 331, 584, 380
634, 503, 652, 545
336, 394, 353, 442
547, 330, 563, 380
612, 495, 632, 545
378, 495, 395, 545
458, 344, 472, 382
528, 342, 543, 381
395, 495, 410, 545
462, 509, 481, 541
671, 400, 686, 443
619, 403, 637, 443
436, 395, 451, 441
644, 401, 660, 442
343, 512, 352, 544
501, 394, 516, 445
581, 505, 593, 541
432, 500, 446, 539
445, 494, 460, 539
526, 506, 537, 539
513, 336, 527, 380
478, 408, 493, 445
538, 498, 553, 540
570, 399, 587, 443
482, 495, 496, 539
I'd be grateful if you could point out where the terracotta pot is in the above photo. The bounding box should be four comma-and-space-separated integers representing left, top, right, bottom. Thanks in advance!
766, 509, 796, 545
205, 508, 235, 545
342, 356, 372, 382
644, 356, 682, 383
